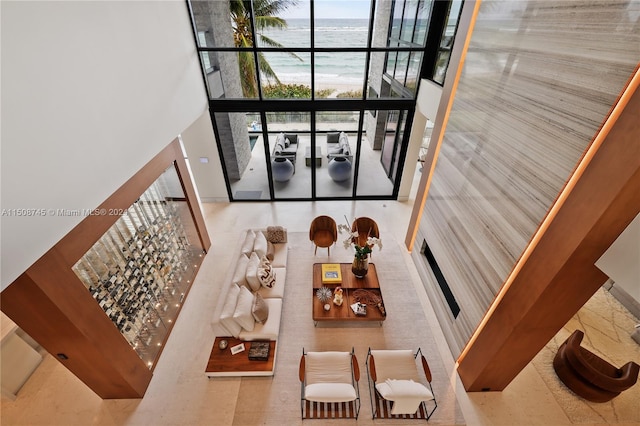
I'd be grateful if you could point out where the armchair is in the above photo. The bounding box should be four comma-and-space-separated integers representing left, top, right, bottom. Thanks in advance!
366, 348, 437, 419
299, 349, 361, 419
553, 329, 639, 402
309, 215, 337, 255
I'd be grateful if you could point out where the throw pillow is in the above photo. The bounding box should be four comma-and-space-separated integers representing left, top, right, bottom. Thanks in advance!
266, 241, 275, 261
233, 286, 255, 331
266, 225, 287, 243
252, 292, 269, 323
240, 230, 256, 256
253, 231, 268, 258
219, 284, 242, 338
260, 255, 271, 268
258, 263, 276, 288
232, 253, 250, 289
245, 252, 261, 291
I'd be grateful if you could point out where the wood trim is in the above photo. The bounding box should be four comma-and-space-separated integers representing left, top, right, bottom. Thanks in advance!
456, 71, 640, 391
0, 139, 210, 398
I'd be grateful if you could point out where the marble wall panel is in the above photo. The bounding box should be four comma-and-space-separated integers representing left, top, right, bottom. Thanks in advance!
416, 0, 640, 356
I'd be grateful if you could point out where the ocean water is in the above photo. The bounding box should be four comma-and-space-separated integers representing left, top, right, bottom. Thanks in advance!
259, 18, 370, 87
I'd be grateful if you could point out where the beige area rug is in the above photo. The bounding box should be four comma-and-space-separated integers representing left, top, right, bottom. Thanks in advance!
231, 232, 465, 425
531, 288, 640, 424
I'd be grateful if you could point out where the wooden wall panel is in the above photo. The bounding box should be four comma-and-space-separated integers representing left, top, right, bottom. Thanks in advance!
0, 139, 210, 398
456, 74, 640, 391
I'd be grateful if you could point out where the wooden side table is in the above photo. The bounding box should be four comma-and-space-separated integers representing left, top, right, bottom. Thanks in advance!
205, 337, 276, 377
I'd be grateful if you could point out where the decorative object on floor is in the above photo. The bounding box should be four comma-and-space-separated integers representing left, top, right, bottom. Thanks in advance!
316, 286, 333, 304
338, 216, 382, 278
328, 156, 352, 181
333, 287, 344, 306
553, 329, 639, 402
272, 157, 294, 182
299, 348, 361, 419
366, 348, 437, 419
309, 215, 338, 255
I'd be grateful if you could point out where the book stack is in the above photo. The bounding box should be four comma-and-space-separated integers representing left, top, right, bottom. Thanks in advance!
321, 263, 342, 284
248, 341, 270, 361
350, 302, 367, 316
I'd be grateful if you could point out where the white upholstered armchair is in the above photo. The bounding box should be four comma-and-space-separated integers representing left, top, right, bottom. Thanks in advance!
299, 348, 361, 419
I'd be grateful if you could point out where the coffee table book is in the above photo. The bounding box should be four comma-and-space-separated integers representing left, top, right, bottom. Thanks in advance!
321, 263, 342, 283
248, 341, 270, 361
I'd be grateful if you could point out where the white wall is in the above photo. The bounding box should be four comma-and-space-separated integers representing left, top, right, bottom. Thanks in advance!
596, 214, 640, 303
179, 111, 228, 202
1, 1, 208, 289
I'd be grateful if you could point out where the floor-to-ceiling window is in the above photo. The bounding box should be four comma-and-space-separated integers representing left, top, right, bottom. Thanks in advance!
187, 0, 461, 201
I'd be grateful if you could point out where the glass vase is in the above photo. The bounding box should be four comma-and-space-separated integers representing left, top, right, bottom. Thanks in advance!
352, 256, 369, 278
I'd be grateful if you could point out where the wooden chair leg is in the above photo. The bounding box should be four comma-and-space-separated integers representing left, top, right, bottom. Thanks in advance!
314, 245, 318, 255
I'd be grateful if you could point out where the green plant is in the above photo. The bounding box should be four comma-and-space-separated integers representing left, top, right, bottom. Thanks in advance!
230, 0, 300, 98
314, 88, 335, 98
337, 90, 363, 99
262, 83, 311, 99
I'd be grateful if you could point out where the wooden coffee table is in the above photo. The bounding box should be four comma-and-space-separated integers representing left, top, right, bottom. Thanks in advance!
312, 263, 386, 324
205, 337, 276, 377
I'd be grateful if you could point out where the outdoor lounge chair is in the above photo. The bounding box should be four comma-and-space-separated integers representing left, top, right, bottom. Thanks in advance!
366, 348, 437, 420
299, 348, 361, 419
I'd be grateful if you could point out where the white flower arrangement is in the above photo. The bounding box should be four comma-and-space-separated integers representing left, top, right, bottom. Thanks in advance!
338, 217, 383, 260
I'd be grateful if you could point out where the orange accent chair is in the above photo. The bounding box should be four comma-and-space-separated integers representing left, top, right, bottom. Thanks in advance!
351, 217, 380, 248
309, 215, 337, 255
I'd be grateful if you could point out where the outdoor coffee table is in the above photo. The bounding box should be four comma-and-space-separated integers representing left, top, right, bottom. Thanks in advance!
312, 263, 386, 325
305, 146, 322, 167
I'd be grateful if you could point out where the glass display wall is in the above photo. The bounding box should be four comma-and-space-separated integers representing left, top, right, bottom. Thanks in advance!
72, 164, 203, 369
189, 0, 460, 201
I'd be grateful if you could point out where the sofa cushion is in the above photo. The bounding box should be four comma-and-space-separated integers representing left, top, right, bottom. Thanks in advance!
254, 231, 268, 258
258, 263, 276, 288
232, 253, 250, 289
284, 133, 298, 144
266, 241, 275, 261
252, 292, 269, 323
327, 131, 340, 144
233, 285, 255, 331
266, 226, 287, 243
245, 252, 261, 291
239, 298, 282, 341
258, 267, 286, 299
219, 284, 242, 338
240, 230, 256, 256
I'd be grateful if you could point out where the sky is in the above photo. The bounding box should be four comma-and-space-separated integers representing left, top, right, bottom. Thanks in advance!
278, 0, 373, 19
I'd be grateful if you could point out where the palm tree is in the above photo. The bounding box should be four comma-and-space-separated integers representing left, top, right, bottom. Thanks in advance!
230, 0, 300, 98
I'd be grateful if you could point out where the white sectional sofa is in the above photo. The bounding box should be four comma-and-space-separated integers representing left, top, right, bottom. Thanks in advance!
211, 228, 288, 343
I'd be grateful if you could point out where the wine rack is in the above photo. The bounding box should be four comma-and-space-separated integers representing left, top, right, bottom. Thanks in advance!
72, 166, 202, 369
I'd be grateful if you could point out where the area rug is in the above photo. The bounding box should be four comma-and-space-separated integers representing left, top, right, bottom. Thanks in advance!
231, 232, 464, 425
